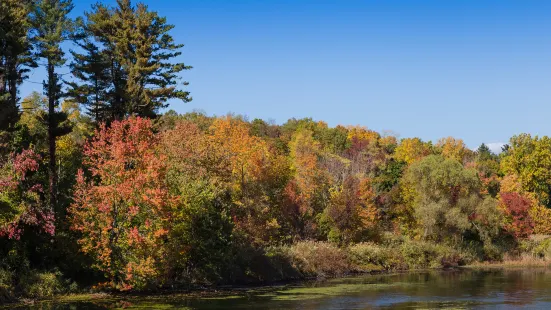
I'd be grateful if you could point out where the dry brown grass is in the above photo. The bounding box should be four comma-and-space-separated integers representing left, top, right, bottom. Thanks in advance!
285, 241, 350, 277
470, 253, 551, 268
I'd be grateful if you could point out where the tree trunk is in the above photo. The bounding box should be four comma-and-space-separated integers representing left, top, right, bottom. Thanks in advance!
47, 59, 57, 213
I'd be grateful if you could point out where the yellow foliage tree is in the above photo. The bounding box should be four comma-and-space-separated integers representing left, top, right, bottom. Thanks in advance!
394, 138, 432, 165
436, 137, 472, 163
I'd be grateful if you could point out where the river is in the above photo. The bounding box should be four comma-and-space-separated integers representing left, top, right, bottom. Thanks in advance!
9, 268, 551, 309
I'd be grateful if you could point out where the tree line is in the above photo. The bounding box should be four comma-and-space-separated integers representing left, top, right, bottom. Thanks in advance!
2, 0, 551, 300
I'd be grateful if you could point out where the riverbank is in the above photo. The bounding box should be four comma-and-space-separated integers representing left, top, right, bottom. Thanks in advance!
4, 238, 551, 307
0, 270, 440, 309
6, 266, 551, 309
0, 239, 467, 304
468, 254, 551, 268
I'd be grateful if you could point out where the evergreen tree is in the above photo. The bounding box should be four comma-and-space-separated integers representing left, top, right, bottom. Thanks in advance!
120, 0, 192, 117
76, 0, 191, 121
66, 38, 111, 123
0, 0, 35, 132
82, 2, 127, 121
30, 0, 74, 213
477, 143, 495, 162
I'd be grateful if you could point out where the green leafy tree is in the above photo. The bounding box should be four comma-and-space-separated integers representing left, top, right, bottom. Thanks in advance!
475, 143, 500, 197
19, 92, 48, 147
404, 155, 482, 243
501, 134, 551, 207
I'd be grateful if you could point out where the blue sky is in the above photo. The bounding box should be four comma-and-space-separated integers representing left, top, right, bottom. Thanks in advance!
21, 0, 551, 152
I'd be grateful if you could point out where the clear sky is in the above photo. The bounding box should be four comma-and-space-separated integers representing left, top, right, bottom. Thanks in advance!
21, 0, 551, 152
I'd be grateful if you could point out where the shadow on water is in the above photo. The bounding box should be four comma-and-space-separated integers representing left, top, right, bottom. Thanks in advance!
7, 268, 551, 309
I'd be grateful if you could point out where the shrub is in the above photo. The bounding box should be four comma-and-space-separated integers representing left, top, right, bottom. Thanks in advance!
285, 241, 349, 277
348, 243, 405, 271
399, 240, 440, 269
20, 271, 67, 299
400, 240, 471, 269
348, 239, 472, 271
528, 236, 551, 259
263, 246, 302, 281
0, 268, 14, 303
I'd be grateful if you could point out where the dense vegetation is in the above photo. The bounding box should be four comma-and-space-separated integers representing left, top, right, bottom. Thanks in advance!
2, 0, 551, 303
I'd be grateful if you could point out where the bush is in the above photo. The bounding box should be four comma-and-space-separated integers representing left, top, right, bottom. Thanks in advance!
348, 243, 405, 271
224, 239, 294, 284
285, 241, 350, 277
19, 270, 77, 299
399, 240, 436, 269
262, 246, 302, 281
0, 268, 14, 303
348, 239, 472, 272
525, 236, 551, 259
22, 272, 63, 299
400, 239, 470, 269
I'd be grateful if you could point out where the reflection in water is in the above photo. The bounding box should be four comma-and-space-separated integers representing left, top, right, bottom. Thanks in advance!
8, 268, 551, 309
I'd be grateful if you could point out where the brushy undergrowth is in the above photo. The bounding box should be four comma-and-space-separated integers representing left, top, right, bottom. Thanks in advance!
281, 241, 350, 278
0, 269, 78, 303
0, 268, 14, 303
348, 239, 474, 272
5, 237, 551, 302
471, 235, 551, 267
264, 239, 474, 281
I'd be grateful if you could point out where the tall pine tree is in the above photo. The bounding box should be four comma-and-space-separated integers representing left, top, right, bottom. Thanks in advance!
66, 37, 111, 123
72, 0, 191, 122
0, 0, 35, 133
30, 0, 74, 213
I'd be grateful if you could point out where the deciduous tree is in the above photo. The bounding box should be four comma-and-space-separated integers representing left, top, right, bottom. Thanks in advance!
498, 192, 534, 239
404, 155, 482, 243
70, 117, 172, 290
501, 134, 551, 207
394, 138, 432, 165
0, 149, 54, 239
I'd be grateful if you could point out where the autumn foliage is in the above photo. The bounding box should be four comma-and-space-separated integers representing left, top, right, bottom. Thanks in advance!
499, 192, 534, 239
7, 108, 551, 295
70, 117, 173, 290
52, 114, 551, 292
0, 149, 54, 239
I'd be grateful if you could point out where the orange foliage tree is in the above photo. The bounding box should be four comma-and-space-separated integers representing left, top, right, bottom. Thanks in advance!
162, 117, 291, 244
287, 129, 330, 237
321, 176, 379, 244
207, 117, 287, 242
70, 117, 173, 290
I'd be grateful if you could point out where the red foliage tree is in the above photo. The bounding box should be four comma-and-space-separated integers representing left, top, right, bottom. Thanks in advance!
499, 192, 534, 239
70, 117, 173, 290
0, 149, 54, 239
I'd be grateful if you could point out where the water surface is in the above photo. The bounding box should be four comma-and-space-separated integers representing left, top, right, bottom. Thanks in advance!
9, 268, 551, 309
